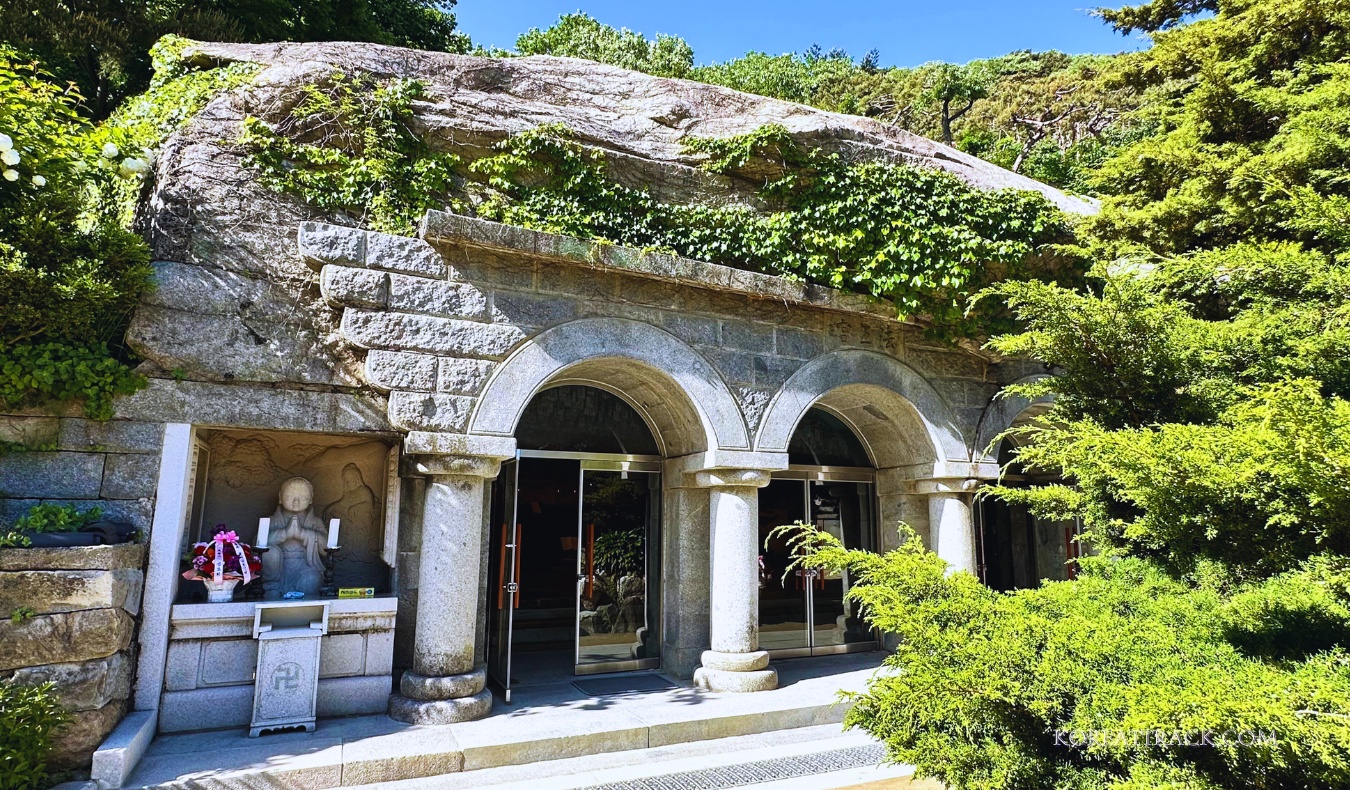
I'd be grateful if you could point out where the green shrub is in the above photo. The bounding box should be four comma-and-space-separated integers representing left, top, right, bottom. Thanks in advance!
776, 523, 1350, 790
0, 681, 68, 790
0, 47, 152, 419
14, 503, 104, 534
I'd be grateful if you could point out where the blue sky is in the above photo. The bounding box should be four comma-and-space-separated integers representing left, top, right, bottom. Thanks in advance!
454, 1, 1150, 68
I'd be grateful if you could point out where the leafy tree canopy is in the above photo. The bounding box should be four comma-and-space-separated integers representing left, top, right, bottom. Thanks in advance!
512, 12, 693, 79
0, 0, 467, 118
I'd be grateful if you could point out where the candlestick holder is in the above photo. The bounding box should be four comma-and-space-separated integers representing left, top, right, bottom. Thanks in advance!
321, 545, 341, 597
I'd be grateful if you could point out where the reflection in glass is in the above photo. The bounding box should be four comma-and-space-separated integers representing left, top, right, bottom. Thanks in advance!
577, 471, 658, 665
808, 481, 874, 647
757, 479, 811, 652
757, 477, 878, 655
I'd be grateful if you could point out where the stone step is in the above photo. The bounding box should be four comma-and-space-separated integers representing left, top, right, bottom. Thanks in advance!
125, 654, 884, 790
346, 725, 918, 790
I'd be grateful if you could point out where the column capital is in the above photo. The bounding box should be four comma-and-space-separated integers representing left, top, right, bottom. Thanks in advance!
666, 450, 788, 489
692, 468, 774, 489
907, 477, 981, 496
403, 432, 516, 478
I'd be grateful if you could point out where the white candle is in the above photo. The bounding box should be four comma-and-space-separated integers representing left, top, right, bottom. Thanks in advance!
255, 517, 270, 548
327, 518, 340, 549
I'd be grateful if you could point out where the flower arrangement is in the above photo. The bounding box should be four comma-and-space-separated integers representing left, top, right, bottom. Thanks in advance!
182, 528, 262, 602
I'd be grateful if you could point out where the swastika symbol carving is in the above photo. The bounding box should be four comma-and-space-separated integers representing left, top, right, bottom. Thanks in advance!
272, 662, 303, 691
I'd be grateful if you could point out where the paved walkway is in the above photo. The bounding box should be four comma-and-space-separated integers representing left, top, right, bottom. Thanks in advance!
126, 653, 888, 790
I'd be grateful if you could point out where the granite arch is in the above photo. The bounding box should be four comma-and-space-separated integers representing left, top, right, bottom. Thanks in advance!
468, 317, 749, 456
755, 349, 967, 471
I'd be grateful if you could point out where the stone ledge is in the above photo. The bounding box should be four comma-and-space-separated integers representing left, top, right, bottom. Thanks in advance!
420, 211, 899, 321
0, 542, 145, 572
168, 597, 398, 640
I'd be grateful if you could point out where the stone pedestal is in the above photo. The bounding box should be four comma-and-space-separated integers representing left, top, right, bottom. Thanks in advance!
916, 479, 979, 576
388, 436, 513, 724
692, 468, 777, 693
250, 602, 328, 737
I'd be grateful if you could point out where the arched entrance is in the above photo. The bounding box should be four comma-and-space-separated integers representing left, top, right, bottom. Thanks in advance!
757, 407, 879, 657
977, 406, 1082, 591
486, 385, 664, 700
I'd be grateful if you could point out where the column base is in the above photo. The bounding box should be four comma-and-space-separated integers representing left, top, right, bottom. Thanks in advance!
693, 650, 777, 692
388, 666, 492, 724
693, 666, 778, 692
388, 689, 493, 724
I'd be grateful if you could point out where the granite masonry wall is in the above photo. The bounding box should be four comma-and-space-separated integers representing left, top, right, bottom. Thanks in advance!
0, 543, 145, 770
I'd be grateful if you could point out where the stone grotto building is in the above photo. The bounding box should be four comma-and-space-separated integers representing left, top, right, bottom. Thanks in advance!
0, 41, 1095, 783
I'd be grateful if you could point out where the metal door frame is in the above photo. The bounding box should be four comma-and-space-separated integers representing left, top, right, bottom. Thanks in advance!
575, 460, 662, 676
491, 457, 521, 702
766, 466, 880, 659
497, 451, 663, 684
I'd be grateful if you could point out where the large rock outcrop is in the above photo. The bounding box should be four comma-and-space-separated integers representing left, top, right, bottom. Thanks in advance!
130, 40, 1094, 393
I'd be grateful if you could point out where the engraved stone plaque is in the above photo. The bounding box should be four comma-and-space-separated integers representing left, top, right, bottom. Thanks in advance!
250, 601, 329, 737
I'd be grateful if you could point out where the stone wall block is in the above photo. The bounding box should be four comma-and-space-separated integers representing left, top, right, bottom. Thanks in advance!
366, 350, 438, 392
387, 391, 474, 433
101, 453, 160, 500
0, 452, 105, 499
752, 355, 801, 389
47, 699, 127, 771
341, 310, 527, 358
163, 639, 201, 692
0, 543, 144, 572
321, 265, 389, 309
389, 275, 488, 319
0, 417, 59, 448
720, 320, 776, 354
700, 348, 755, 386
8, 652, 131, 712
908, 347, 988, 380
57, 420, 162, 454
0, 569, 142, 617
490, 292, 577, 327
436, 358, 495, 396
298, 222, 365, 268
366, 232, 446, 279
0, 608, 133, 670
662, 314, 718, 346
775, 327, 826, 360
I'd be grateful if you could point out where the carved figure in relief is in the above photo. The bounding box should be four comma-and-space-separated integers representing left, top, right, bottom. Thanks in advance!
262, 477, 326, 598
323, 463, 379, 559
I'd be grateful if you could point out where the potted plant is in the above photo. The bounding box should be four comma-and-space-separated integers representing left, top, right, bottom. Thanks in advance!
0, 504, 121, 548
181, 529, 263, 602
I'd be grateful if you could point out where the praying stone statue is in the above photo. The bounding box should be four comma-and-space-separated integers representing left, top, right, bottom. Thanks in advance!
262, 477, 326, 599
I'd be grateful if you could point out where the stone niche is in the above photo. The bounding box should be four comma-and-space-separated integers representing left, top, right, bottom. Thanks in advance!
178, 429, 397, 602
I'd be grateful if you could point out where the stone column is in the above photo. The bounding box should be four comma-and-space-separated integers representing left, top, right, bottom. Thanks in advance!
692, 468, 778, 693
388, 434, 514, 724
914, 478, 979, 577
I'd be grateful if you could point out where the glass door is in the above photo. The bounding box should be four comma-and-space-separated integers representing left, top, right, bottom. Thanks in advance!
758, 479, 812, 655
576, 463, 661, 674
806, 480, 876, 652
759, 473, 879, 658
488, 458, 519, 701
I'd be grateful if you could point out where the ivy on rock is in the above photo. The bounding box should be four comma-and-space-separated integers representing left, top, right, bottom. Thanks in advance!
241, 77, 1076, 339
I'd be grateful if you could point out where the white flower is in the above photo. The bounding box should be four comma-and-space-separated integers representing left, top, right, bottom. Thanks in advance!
120, 156, 150, 176
101, 142, 119, 159
2, 170, 18, 182
0, 149, 18, 166
0, 133, 11, 152
31, 175, 46, 187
